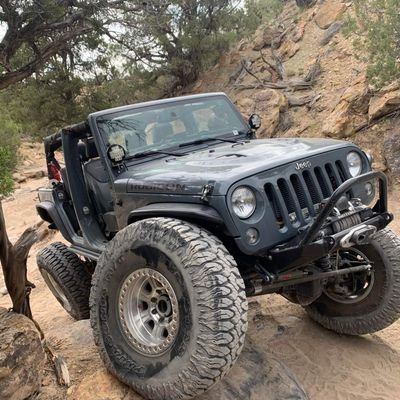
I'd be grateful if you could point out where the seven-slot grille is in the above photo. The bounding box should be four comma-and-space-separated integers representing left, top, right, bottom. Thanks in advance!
265, 161, 348, 228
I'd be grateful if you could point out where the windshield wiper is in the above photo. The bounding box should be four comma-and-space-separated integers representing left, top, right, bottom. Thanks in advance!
128, 149, 184, 159
178, 136, 245, 148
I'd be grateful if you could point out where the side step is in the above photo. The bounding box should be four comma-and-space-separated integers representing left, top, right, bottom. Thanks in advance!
70, 245, 102, 261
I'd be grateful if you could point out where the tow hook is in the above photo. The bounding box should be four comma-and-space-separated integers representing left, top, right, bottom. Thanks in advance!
340, 225, 377, 248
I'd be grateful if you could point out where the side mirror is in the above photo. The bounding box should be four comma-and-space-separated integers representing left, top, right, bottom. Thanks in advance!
248, 114, 262, 130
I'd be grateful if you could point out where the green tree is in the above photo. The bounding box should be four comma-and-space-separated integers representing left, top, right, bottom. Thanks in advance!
0, 1, 148, 90
0, 86, 20, 196
7, 69, 84, 137
353, 0, 400, 87
0, 113, 20, 196
1, 1, 253, 138
114, 0, 245, 90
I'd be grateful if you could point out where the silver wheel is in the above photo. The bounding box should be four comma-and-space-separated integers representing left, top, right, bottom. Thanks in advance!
118, 268, 179, 356
41, 270, 72, 312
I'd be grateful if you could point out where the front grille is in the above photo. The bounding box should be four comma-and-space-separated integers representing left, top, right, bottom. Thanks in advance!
265, 162, 349, 229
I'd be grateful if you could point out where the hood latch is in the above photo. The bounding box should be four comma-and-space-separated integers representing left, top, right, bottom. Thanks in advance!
201, 183, 214, 202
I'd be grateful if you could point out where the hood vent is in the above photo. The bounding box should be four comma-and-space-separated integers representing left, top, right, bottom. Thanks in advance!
216, 153, 247, 159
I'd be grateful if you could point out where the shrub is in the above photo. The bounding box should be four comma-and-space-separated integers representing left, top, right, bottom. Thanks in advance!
353, 0, 400, 87
0, 116, 20, 197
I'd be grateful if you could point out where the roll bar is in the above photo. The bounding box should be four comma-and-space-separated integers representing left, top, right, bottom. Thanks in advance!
43, 121, 89, 164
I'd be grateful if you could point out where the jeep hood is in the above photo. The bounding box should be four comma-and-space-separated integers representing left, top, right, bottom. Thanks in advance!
122, 138, 355, 195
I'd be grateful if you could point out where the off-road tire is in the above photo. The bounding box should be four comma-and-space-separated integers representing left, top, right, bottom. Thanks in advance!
90, 218, 248, 400
305, 229, 400, 335
37, 242, 91, 320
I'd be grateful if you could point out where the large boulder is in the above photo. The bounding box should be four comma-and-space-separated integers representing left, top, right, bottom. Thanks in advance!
71, 340, 308, 400
0, 308, 45, 400
22, 169, 46, 180
291, 20, 308, 43
315, 2, 347, 30
322, 79, 370, 138
197, 339, 308, 400
252, 24, 283, 51
320, 21, 344, 46
237, 89, 288, 138
12, 173, 26, 184
278, 39, 300, 60
369, 89, 400, 120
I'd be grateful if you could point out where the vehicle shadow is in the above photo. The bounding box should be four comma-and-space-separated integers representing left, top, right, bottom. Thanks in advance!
246, 296, 400, 400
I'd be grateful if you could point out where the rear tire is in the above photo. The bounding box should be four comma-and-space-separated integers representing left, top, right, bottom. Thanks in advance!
37, 242, 92, 320
90, 218, 248, 400
305, 229, 400, 335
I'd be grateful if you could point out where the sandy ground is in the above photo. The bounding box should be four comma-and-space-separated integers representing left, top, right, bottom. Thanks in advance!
1, 145, 400, 400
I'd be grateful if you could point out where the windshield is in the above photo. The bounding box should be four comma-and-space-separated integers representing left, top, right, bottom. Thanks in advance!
96, 96, 248, 158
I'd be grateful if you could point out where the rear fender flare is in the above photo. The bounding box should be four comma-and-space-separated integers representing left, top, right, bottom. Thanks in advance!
36, 201, 73, 243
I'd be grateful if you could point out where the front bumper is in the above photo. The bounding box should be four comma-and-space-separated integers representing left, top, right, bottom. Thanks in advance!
262, 171, 392, 273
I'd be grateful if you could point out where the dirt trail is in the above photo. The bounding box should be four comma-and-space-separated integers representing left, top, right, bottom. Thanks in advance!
1, 143, 400, 400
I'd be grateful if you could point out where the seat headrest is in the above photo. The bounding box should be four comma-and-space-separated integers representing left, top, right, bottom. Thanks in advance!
157, 111, 174, 124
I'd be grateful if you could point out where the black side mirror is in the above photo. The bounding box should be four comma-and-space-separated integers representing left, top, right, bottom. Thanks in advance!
248, 114, 262, 130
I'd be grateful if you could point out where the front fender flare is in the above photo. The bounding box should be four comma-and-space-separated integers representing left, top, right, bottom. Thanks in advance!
127, 203, 238, 236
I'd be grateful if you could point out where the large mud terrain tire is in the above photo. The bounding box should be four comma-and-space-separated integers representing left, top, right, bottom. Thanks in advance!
37, 242, 91, 320
90, 218, 248, 400
305, 229, 400, 335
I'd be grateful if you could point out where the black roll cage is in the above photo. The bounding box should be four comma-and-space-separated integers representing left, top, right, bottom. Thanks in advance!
44, 121, 89, 165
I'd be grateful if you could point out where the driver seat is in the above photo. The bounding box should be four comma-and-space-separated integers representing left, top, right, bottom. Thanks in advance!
153, 112, 174, 144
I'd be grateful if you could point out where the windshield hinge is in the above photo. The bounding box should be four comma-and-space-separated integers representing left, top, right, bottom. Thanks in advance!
201, 183, 214, 202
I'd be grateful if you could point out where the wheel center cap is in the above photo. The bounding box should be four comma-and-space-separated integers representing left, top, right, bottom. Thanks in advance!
156, 296, 172, 317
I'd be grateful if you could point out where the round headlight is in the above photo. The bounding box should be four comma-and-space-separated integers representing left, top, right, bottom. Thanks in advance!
347, 151, 362, 177
231, 186, 256, 219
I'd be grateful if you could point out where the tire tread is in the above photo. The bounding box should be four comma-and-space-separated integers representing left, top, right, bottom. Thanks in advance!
90, 218, 248, 400
37, 242, 91, 320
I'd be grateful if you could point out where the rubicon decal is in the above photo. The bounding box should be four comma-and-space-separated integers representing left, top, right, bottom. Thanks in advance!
128, 182, 187, 192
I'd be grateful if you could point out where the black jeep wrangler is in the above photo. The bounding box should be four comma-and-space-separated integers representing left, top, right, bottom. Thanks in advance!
36, 92, 400, 400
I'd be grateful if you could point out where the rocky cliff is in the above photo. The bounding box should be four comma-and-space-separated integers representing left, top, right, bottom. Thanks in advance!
187, 0, 400, 183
